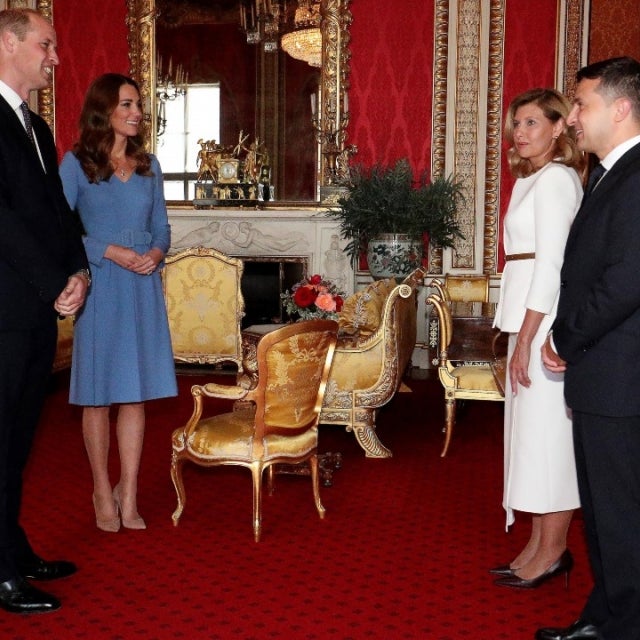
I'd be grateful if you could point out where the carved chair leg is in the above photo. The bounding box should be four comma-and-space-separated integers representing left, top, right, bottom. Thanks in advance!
441, 398, 456, 457
309, 455, 326, 519
170, 453, 186, 526
353, 411, 392, 458
251, 462, 263, 542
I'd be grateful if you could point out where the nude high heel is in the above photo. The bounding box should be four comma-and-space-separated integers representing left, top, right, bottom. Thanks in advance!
92, 494, 120, 532
112, 485, 146, 530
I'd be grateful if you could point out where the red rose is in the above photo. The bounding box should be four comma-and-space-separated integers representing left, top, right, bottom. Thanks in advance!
293, 285, 317, 308
334, 295, 344, 312
309, 274, 322, 285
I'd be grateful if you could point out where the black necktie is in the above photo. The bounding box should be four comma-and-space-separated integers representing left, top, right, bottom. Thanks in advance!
585, 163, 606, 195
19, 101, 36, 147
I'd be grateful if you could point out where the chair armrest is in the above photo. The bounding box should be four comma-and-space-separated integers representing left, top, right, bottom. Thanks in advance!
199, 382, 249, 401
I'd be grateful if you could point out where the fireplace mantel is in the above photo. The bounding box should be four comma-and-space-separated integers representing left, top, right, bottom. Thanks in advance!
167, 205, 355, 296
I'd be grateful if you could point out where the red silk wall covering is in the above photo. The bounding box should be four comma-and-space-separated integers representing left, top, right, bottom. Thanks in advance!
348, 0, 435, 180
52, 0, 130, 157
589, 0, 640, 63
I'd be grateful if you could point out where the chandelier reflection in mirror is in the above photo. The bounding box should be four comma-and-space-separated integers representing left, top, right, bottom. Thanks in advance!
240, 0, 322, 67
156, 56, 187, 138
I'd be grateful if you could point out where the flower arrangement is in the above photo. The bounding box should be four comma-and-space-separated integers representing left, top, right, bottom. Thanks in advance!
281, 274, 345, 321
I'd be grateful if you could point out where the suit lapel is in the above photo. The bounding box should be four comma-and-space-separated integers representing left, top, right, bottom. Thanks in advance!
0, 95, 47, 173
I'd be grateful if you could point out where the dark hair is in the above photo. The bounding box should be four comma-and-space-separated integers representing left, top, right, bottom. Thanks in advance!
577, 56, 640, 121
0, 8, 42, 40
74, 73, 151, 183
504, 88, 584, 179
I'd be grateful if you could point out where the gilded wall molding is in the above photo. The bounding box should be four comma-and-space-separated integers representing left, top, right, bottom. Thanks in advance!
126, 0, 157, 151
429, 0, 450, 275
451, 0, 481, 270
482, 0, 505, 276
36, 0, 53, 132
559, 0, 589, 97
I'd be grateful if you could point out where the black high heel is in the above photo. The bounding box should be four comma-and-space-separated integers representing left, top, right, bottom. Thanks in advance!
489, 563, 517, 577
494, 549, 573, 589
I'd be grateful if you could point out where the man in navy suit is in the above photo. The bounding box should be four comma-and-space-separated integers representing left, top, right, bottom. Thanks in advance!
0, 8, 89, 614
539, 57, 640, 640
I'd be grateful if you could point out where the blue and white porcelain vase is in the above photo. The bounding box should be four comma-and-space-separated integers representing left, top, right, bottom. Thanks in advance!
366, 233, 422, 280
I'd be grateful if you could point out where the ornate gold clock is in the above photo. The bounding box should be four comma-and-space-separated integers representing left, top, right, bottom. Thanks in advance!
216, 159, 240, 183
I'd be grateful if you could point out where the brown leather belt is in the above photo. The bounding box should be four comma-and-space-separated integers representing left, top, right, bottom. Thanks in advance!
504, 252, 535, 262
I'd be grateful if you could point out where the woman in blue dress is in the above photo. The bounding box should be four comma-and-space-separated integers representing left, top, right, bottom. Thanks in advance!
60, 73, 177, 532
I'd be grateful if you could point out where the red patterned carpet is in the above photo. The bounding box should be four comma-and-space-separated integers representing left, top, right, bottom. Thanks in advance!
1, 370, 590, 640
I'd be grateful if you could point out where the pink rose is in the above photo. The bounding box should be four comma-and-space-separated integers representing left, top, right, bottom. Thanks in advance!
315, 293, 336, 312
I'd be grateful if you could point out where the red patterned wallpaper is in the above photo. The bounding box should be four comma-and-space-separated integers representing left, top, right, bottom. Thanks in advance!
589, 0, 640, 63
52, 0, 130, 156
348, 0, 435, 179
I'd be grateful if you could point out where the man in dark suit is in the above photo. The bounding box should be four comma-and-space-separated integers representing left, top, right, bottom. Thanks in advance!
539, 57, 640, 640
0, 8, 89, 614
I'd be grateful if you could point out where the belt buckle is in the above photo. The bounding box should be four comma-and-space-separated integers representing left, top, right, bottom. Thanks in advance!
121, 229, 135, 246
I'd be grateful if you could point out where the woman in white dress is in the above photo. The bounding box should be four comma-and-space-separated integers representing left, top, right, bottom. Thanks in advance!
492, 88, 584, 588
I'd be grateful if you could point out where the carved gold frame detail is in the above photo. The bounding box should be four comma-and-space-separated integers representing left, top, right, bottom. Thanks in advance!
125, 0, 352, 198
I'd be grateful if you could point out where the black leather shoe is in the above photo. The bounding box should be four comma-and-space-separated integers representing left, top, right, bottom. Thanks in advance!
18, 557, 77, 581
0, 578, 61, 614
489, 563, 516, 576
535, 619, 601, 640
495, 549, 573, 589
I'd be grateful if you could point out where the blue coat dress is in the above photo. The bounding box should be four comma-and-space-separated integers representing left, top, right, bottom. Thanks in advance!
60, 152, 177, 406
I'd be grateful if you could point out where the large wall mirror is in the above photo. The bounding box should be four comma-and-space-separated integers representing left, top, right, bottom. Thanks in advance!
126, 0, 353, 206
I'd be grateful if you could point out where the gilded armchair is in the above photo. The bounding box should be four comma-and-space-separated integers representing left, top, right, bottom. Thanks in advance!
426, 292, 504, 456
320, 267, 426, 458
430, 274, 490, 303
170, 320, 338, 542
162, 246, 245, 370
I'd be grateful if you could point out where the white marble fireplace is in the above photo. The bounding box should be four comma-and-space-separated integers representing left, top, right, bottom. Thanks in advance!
168, 206, 355, 297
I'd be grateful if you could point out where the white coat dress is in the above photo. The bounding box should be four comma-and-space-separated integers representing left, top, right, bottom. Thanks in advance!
494, 161, 582, 528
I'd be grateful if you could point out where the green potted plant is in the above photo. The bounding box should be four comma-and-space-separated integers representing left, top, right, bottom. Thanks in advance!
329, 158, 464, 279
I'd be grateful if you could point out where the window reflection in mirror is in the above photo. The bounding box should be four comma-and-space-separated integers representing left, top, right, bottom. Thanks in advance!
158, 84, 221, 200
155, 3, 319, 202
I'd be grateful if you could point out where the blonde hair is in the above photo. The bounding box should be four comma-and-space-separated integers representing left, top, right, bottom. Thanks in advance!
504, 88, 585, 179
0, 8, 42, 40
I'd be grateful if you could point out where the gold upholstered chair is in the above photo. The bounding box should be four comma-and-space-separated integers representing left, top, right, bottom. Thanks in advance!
319, 267, 425, 458
161, 246, 245, 370
426, 292, 504, 456
430, 273, 490, 303
170, 319, 338, 542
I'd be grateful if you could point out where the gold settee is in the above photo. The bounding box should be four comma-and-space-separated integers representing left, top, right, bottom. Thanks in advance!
320, 267, 426, 458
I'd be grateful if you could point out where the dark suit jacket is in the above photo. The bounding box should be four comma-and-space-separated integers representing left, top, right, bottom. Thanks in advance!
0, 95, 88, 330
553, 142, 640, 416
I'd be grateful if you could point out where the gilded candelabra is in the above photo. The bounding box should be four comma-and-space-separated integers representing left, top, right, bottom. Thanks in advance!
156, 56, 187, 138
311, 92, 355, 186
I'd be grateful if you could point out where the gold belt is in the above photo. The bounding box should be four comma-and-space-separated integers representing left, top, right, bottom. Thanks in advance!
504, 252, 535, 262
